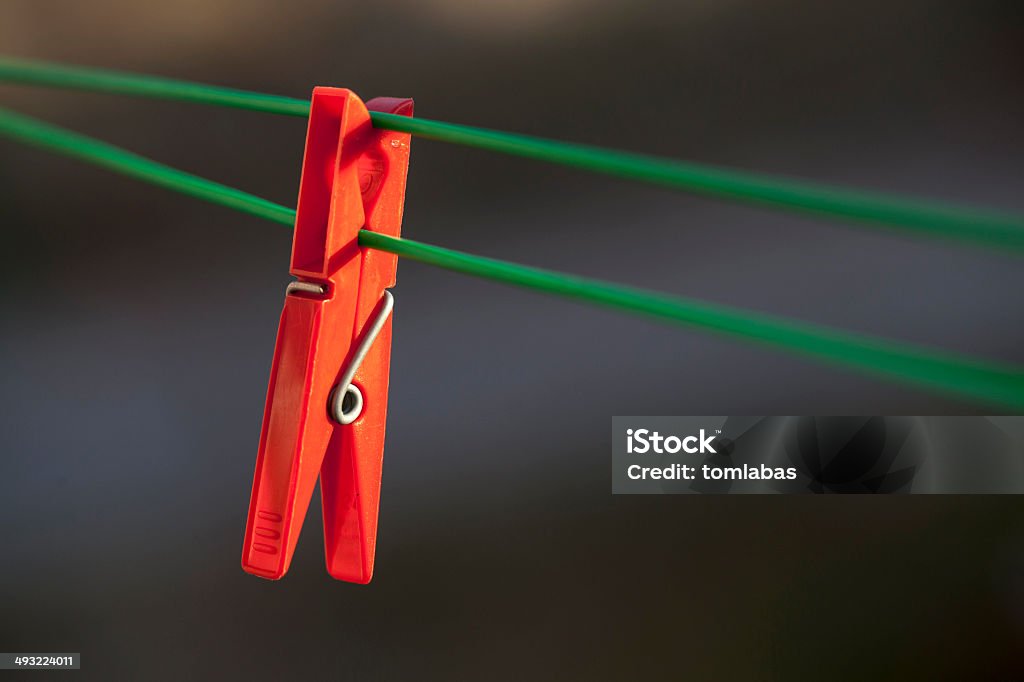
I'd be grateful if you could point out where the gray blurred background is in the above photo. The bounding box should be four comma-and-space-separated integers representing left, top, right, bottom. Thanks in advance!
1, 0, 1023, 679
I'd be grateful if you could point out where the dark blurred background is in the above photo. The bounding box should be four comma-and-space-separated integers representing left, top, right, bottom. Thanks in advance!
2, 1, 1023, 679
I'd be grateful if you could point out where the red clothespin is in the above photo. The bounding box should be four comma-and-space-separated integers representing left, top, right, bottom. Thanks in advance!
241, 88, 413, 583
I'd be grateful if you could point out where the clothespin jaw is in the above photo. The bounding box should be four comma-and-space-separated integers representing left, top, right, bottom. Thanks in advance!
242, 87, 413, 583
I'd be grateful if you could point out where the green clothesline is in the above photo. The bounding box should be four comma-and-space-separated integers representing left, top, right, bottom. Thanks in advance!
2, 105, 1022, 409
3, 55, 1024, 252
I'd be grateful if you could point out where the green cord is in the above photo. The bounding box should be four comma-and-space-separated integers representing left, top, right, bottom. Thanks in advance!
1, 106, 1022, 409
360, 230, 1024, 409
0, 106, 295, 226
3, 55, 1023, 252
0, 55, 309, 117
370, 113, 1024, 252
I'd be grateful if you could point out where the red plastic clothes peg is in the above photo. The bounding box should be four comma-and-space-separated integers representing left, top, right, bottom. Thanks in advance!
242, 88, 413, 583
